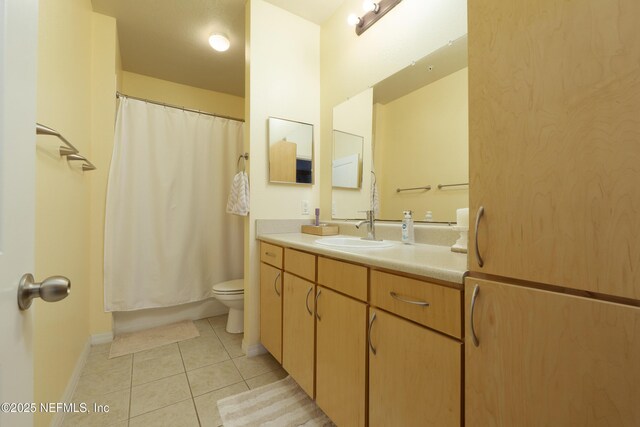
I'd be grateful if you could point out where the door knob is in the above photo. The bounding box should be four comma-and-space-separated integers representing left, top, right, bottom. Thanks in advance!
17, 273, 70, 310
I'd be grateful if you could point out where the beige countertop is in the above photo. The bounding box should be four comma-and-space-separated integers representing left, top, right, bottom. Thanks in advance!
257, 233, 468, 286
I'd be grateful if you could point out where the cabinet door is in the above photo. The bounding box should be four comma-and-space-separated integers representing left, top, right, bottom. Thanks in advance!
316, 286, 367, 427
282, 273, 315, 397
465, 278, 640, 426
469, 0, 640, 299
369, 309, 461, 427
260, 262, 282, 362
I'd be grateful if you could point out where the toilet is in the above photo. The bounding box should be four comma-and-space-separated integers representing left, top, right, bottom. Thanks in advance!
211, 279, 244, 333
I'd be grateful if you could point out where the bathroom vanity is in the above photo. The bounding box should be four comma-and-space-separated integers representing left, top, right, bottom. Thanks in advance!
258, 232, 466, 427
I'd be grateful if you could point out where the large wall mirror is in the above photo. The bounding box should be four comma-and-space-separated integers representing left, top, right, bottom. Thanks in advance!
268, 117, 314, 184
331, 35, 468, 222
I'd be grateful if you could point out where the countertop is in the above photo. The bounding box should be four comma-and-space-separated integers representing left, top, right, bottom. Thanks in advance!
257, 233, 468, 286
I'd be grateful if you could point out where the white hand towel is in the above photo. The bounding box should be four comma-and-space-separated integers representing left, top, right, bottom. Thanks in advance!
371, 171, 380, 216
226, 171, 250, 216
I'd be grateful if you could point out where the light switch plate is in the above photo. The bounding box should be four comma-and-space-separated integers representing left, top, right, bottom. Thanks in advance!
301, 200, 310, 215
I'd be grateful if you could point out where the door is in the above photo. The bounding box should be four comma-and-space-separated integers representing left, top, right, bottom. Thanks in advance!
282, 273, 314, 397
259, 262, 282, 362
315, 286, 366, 427
368, 309, 461, 427
465, 278, 640, 426
0, 0, 38, 425
468, 0, 640, 300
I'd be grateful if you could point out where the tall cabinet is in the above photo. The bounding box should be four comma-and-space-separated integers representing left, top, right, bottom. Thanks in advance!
468, 0, 640, 424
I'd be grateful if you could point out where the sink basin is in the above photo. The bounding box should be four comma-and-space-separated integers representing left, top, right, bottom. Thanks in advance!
315, 237, 394, 249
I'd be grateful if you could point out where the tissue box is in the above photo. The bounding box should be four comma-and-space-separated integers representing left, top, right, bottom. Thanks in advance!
301, 225, 339, 236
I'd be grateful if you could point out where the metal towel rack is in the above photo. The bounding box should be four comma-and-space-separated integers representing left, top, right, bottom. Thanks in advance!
437, 182, 468, 189
396, 185, 431, 193
237, 153, 249, 172
36, 123, 96, 171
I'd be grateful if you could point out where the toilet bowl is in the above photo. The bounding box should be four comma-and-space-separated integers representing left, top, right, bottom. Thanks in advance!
211, 279, 244, 333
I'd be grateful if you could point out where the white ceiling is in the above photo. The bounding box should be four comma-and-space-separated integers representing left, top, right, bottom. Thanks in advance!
92, 0, 346, 98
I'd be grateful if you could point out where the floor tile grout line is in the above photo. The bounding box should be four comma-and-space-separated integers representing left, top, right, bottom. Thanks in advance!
128, 349, 133, 426
179, 328, 204, 426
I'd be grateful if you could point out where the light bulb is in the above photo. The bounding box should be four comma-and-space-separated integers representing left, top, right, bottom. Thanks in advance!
208, 34, 230, 52
362, 1, 380, 13
347, 13, 362, 26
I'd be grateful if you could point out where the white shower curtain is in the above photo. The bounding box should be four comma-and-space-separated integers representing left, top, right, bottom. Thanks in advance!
104, 97, 244, 311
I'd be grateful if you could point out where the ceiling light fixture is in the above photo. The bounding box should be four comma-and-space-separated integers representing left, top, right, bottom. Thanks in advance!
347, 0, 403, 36
208, 34, 230, 52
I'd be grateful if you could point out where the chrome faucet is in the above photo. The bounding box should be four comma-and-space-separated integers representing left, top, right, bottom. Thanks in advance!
355, 210, 379, 241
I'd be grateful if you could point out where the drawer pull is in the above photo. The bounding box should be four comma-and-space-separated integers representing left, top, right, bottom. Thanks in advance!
265, 251, 277, 258
470, 284, 480, 347
305, 286, 313, 316
368, 311, 377, 355
273, 271, 281, 297
389, 291, 430, 307
315, 289, 322, 321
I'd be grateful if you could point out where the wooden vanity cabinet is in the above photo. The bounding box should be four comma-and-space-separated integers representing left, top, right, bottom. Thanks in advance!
315, 285, 367, 427
368, 308, 461, 427
259, 261, 282, 362
282, 272, 316, 397
465, 277, 640, 426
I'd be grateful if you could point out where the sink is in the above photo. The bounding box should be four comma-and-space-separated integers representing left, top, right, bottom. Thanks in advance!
315, 237, 394, 249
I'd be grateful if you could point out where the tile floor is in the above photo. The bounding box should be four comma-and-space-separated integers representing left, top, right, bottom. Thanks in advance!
62, 314, 287, 427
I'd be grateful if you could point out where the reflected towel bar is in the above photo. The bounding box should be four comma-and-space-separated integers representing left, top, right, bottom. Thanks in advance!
36, 123, 97, 171
396, 185, 431, 193
437, 183, 468, 189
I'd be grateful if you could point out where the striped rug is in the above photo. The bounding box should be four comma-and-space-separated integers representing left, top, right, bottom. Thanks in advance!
217, 376, 334, 427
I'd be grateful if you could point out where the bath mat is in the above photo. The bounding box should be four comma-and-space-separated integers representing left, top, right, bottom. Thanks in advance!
217, 376, 334, 427
109, 320, 199, 358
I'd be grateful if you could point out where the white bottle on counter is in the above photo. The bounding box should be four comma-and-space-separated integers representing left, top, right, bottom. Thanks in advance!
401, 210, 415, 244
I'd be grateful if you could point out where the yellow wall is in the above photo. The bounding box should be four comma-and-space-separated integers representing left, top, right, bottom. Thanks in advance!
376, 68, 469, 221
121, 71, 245, 119
34, 0, 94, 425
244, 0, 321, 351
320, 0, 467, 219
89, 13, 119, 337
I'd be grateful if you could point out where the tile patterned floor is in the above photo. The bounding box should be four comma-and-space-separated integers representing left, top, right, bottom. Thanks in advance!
62, 314, 287, 427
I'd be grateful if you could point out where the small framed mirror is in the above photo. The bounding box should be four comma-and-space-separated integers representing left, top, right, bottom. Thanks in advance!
332, 130, 364, 189
268, 117, 314, 184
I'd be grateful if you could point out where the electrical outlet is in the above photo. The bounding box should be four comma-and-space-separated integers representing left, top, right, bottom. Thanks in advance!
301, 200, 310, 215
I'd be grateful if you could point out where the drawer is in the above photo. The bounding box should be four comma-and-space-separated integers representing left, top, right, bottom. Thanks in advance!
285, 248, 316, 282
260, 242, 283, 268
317, 257, 367, 302
370, 270, 462, 339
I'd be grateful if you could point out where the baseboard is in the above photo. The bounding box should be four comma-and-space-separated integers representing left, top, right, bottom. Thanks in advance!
50, 337, 91, 427
244, 341, 267, 357
90, 332, 114, 345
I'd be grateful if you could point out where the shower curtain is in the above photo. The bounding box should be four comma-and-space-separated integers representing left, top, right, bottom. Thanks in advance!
104, 97, 244, 311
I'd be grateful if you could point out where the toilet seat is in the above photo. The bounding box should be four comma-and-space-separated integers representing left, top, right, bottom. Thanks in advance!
212, 279, 244, 295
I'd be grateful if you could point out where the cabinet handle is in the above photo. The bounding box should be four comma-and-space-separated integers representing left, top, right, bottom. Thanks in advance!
305, 286, 313, 316
315, 289, 322, 321
368, 311, 377, 355
389, 291, 430, 307
273, 271, 281, 297
474, 206, 485, 268
470, 284, 480, 347
265, 251, 276, 258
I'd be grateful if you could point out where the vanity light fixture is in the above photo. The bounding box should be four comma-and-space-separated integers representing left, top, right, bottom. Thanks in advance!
348, 0, 403, 36
208, 34, 230, 52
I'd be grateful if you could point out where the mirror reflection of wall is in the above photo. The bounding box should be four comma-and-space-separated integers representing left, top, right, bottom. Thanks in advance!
268, 117, 314, 184
332, 88, 373, 219
331, 36, 469, 222
332, 131, 364, 189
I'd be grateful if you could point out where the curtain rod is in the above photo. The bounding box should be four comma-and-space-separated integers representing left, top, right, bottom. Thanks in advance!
115, 92, 245, 123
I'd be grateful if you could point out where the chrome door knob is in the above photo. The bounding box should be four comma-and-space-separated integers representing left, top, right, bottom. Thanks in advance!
17, 273, 70, 310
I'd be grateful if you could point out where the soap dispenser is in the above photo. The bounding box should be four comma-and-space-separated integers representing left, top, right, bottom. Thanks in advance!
401, 210, 415, 244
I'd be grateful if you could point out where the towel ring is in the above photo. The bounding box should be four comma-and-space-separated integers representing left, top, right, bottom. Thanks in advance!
237, 153, 249, 172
